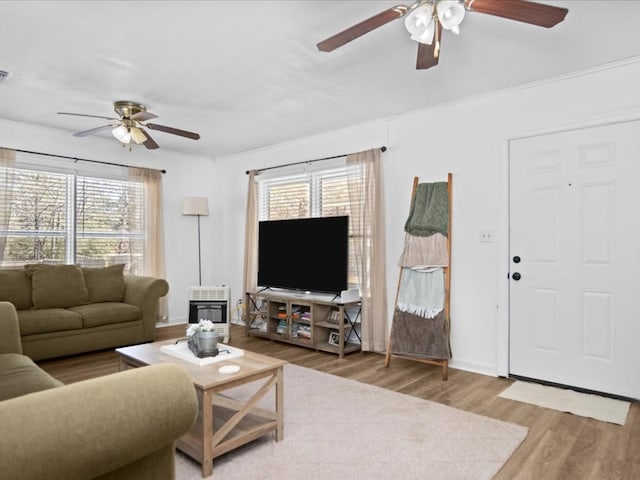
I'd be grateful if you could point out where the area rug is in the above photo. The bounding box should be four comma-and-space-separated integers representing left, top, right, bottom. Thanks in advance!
499, 380, 630, 426
176, 364, 528, 480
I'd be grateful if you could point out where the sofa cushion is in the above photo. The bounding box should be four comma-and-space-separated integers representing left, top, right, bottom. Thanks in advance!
25, 264, 90, 309
82, 264, 126, 303
0, 268, 33, 310
68, 302, 141, 328
17, 308, 84, 336
0, 353, 63, 401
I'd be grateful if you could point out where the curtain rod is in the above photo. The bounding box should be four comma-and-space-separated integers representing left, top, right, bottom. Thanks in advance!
14, 149, 167, 174
245, 146, 387, 175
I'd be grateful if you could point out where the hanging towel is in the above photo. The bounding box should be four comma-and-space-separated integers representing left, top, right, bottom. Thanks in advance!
396, 267, 445, 319
398, 232, 449, 268
404, 182, 449, 237
390, 308, 451, 360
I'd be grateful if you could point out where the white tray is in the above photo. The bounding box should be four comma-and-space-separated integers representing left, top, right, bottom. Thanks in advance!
160, 341, 244, 366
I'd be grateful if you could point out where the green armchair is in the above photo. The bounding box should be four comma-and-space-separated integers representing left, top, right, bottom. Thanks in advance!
0, 302, 198, 480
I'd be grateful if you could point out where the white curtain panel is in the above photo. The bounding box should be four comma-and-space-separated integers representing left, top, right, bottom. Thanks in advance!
347, 149, 388, 352
242, 170, 259, 322
128, 167, 167, 320
0, 148, 16, 265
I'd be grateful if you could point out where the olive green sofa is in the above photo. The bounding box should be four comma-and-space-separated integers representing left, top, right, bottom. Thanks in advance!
0, 264, 169, 360
0, 301, 198, 480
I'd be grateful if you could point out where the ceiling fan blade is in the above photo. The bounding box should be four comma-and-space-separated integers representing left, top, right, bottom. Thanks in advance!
140, 129, 159, 150
464, 0, 568, 28
131, 111, 158, 122
416, 22, 442, 70
145, 123, 200, 140
72, 124, 118, 137
317, 5, 409, 52
58, 112, 118, 121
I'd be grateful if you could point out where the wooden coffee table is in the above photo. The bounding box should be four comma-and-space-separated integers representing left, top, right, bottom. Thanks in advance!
116, 339, 286, 477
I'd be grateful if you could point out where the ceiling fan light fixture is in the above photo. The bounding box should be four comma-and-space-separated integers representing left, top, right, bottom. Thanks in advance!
60, 100, 200, 151
411, 20, 436, 44
437, 0, 465, 33
130, 127, 147, 144
316, 0, 568, 71
404, 3, 435, 44
112, 125, 131, 144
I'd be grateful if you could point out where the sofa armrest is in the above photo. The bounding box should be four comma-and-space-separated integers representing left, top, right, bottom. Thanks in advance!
123, 275, 169, 341
0, 301, 22, 354
0, 363, 197, 480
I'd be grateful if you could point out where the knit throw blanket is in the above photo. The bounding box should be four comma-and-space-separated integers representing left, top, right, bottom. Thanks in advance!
398, 232, 449, 268
404, 182, 449, 237
396, 267, 444, 319
390, 308, 451, 360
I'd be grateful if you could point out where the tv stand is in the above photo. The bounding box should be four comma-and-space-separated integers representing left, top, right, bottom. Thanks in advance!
244, 291, 361, 358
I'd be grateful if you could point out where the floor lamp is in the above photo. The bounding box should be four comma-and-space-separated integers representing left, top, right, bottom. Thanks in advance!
181, 196, 209, 286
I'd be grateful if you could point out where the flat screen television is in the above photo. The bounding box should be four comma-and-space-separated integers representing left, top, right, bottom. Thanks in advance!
257, 216, 349, 294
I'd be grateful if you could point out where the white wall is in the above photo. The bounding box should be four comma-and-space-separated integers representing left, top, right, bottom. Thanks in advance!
211, 58, 640, 376
0, 118, 214, 322
3, 58, 639, 374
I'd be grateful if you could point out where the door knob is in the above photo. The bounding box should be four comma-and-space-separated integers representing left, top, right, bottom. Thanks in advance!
513, 256, 521, 263
512, 272, 521, 281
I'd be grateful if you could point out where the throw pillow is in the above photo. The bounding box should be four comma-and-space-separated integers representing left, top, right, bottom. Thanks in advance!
0, 268, 33, 310
24, 264, 90, 309
82, 264, 126, 303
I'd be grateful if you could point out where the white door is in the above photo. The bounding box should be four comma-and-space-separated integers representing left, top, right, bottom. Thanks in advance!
509, 120, 640, 400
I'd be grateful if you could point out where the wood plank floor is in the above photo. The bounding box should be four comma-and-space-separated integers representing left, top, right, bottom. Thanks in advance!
37, 324, 640, 480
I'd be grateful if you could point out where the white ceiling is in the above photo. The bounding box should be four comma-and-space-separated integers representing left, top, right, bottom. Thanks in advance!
1, 1, 640, 158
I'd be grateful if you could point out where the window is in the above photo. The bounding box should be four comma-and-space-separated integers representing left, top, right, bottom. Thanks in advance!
257, 164, 363, 289
0, 162, 146, 274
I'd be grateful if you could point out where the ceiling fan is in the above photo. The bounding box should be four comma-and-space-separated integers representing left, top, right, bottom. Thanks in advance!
58, 101, 200, 150
317, 0, 568, 70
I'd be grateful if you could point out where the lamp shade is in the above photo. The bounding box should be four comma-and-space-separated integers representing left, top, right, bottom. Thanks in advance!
437, 0, 465, 34
112, 125, 131, 144
129, 127, 147, 144
404, 3, 435, 45
181, 196, 209, 216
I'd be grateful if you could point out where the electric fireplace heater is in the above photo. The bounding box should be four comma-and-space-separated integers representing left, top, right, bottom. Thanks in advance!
188, 286, 230, 342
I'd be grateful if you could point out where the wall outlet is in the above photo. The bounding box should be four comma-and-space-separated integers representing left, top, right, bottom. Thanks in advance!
479, 230, 493, 243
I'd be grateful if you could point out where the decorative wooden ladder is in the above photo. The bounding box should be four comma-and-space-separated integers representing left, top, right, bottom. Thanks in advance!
384, 173, 452, 380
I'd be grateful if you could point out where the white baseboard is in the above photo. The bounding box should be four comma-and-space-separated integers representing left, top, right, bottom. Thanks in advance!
449, 358, 498, 377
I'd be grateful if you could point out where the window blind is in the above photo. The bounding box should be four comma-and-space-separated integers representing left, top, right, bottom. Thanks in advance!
0, 158, 146, 273
75, 175, 145, 271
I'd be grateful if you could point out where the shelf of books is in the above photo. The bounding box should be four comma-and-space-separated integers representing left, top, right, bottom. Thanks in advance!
244, 291, 361, 358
